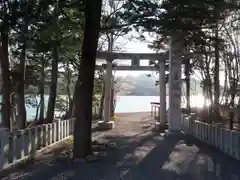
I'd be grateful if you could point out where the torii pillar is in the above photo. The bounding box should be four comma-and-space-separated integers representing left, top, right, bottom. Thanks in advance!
154, 59, 167, 131
159, 60, 167, 125
167, 36, 182, 132
97, 57, 115, 130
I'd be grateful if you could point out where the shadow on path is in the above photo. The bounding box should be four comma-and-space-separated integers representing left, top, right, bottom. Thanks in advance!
121, 134, 240, 180
4, 133, 240, 180
2, 129, 177, 180
2, 112, 240, 180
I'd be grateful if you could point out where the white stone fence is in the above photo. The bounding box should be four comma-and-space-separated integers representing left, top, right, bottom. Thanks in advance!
181, 114, 240, 160
0, 118, 75, 170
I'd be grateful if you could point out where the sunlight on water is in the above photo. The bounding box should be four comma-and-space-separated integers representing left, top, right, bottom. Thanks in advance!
115, 95, 211, 113
187, 95, 211, 108
0, 95, 216, 120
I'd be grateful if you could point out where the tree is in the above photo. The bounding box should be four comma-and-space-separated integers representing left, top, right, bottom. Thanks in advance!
119, 0, 238, 120
45, 1, 60, 124
97, 0, 130, 118
73, 0, 103, 158
0, 0, 19, 129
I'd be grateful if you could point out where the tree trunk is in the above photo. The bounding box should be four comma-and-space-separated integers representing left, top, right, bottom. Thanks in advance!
46, 46, 59, 123
203, 86, 207, 108
39, 92, 44, 122
214, 18, 220, 119
17, 21, 28, 129
35, 101, 40, 121
110, 85, 114, 117
99, 82, 105, 119
71, 77, 80, 118
67, 98, 73, 118
73, 0, 103, 159
0, 29, 11, 129
184, 58, 190, 113
39, 59, 45, 123
65, 61, 73, 118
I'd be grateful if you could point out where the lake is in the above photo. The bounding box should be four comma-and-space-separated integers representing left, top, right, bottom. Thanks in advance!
1, 95, 206, 121
115, 95, 206, 113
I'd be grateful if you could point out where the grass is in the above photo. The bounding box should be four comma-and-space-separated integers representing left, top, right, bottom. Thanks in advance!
68, 136, 74, 144
111, 116, 119, 121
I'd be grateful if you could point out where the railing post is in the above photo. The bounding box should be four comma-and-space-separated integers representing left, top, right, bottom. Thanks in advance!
215, 124, 221, 148
237, 132, 240, 160
154, 105, 157, 119
229, 130, 233, 156
46, 125, 49, 147
27, 128, 31, 155
40, 125, 43, 148
62, 121, 65, 139
151, 104, 153, 116
0, 128, 8, 169
71, 118, 75, 135
61, 121, 63, 140
56, 120, 59, 141
64, 121, 67, 138
58, 120, 61, 141
69, 119, 71, 136
20, 130, 25, 159
180, 114, 184, 131
232, 131, 240, 160
33, 127, 37, 152
68, 119, 71, 135
53, 122, 57, 143
12, 134, 17, 163
203, 123, 206, 141
66, 120, 69, 136
47, 124, 50, 145
49, 124, 52, 145
220, 128, 224, 152
34, 127, 38, 151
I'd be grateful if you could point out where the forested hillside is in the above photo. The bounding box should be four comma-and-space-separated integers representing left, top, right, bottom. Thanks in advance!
118, 74, 203, 96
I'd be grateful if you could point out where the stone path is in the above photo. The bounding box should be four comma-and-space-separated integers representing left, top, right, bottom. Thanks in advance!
2, 112, 240, 180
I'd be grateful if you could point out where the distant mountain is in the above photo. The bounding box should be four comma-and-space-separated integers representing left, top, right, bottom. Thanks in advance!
36, 73, 203, 96
117, 74, 203, 96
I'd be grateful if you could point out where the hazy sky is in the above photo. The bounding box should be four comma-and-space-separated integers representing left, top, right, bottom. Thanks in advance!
112, 34, 225, 86
113, 33, 157, 77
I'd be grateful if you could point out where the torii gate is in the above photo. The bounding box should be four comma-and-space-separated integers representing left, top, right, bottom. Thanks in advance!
95, 49, 182, 133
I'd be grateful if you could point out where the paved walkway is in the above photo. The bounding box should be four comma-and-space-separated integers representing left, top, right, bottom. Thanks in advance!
2, 112, 240, 180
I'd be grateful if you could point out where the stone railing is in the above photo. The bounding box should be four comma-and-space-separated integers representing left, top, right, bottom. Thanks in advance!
0, 118, 75, 170
181, 114, 240, 160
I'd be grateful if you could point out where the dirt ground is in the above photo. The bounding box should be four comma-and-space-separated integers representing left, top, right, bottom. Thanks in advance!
2, 112, 240, 180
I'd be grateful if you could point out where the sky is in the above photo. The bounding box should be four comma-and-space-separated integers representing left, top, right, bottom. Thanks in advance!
113, 33, 157, 77
111, 33, 226, 86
